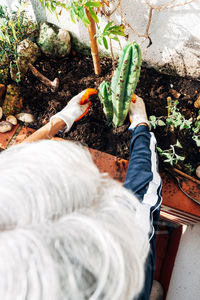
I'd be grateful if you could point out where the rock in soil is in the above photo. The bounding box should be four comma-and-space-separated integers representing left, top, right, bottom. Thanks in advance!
16, 113, 34, 123
10, 39, 41, 81
2, 85, 23, 116
196, 165, 200, 178
37, 22, 71, 57
150, 280, 164, 300
6, 115, 17, 126
0, 121, 13, 133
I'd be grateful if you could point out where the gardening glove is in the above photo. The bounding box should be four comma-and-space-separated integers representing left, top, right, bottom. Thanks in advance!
50, 89, 97, 133
129, 94, 150, 130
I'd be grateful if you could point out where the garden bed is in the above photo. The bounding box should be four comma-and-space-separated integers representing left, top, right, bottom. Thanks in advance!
19, 51, 200, 177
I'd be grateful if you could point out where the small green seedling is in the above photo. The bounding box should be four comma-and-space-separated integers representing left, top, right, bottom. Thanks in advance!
157, 140, 185, 166
192, 135, 200, 147
149, 115, 165, 129
192, 111, 200, 134
184, 163, 195, 176
166, 100, 192, 130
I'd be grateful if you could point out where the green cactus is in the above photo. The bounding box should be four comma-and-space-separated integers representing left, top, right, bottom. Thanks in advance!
98, 81, 113, 122
98, 42, 142, 127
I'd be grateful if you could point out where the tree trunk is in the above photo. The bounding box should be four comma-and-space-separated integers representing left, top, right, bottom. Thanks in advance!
86, 8, 101, 75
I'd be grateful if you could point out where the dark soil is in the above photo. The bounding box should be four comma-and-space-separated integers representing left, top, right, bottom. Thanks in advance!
20, 51, 200, 177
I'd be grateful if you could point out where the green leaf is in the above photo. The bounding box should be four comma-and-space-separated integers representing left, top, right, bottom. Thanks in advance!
88, 7, 99, 23
149, 115, 156, 122
176, 140, 183, 148
69, 8, 76, 23
176, 155, 185, 161
111, 36, 119, 42
0, 30, 5, 41
157, 147, 163, 154
164, 153, 172, 159
97, 37, 102, 45
102, 36, 108, 49
85, 1, 102, 8
103, 21, 114, 33
192, 136, 200, 147
157, 120, 165, 126
78, 7, 90, 26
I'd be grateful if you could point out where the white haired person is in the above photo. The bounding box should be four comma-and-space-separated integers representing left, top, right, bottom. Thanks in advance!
0, 90, 162, 300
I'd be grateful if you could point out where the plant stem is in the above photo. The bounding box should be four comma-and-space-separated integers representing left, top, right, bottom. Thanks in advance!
173, 167, 200, 185
85, 8, 101, 75
109, 38, 115, 68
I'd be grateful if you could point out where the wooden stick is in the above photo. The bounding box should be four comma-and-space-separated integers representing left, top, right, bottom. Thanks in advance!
86, 8, 101, 76
173, 167, 200, 185
28, 63, 59, 93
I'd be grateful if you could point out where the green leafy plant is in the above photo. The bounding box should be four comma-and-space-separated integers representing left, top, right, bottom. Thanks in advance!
149, 99, 192, 131
149, 115, 165, 129
192, 112, 200, 134
96, 21, 125, 50
157, 140, 185, 166
166, 99, 192, 130
98, 42, 142, 127
184, 163, 195, 176
0, 1, 37, 83
40, 0, 101, 25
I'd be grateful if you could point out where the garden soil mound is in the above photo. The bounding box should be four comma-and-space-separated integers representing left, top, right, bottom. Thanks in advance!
20, 52, 200, 176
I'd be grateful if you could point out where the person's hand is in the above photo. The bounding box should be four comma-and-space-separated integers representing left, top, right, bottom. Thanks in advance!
129, 94, 150, 130
50, 89, 97, 133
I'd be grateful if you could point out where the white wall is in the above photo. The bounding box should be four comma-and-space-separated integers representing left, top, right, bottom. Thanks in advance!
167, 224, 200, 300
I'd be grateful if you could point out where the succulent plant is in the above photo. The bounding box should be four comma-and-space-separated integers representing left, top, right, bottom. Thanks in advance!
98, 42, 142, 127
98, 81, 113, 122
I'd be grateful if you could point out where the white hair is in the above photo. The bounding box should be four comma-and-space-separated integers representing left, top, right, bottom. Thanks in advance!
0, 140, 150, 300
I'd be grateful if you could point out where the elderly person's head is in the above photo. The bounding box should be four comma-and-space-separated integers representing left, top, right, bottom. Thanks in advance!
0, 140, 150, 300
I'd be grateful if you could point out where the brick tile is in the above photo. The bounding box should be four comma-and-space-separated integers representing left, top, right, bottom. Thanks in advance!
0, 124, 19, 149
89, 148, 129, 182
13, 126, 35, 145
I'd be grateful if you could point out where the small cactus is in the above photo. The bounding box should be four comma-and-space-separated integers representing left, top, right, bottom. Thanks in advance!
98, 81, 113, 122
98, 42, 141, 127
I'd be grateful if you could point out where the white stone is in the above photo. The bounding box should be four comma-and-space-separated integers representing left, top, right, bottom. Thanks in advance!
0, 107, 3, 120
10, 39, 41, 81
6, 115, 17, 126
0, 121, 13, 133
150, 280, 164, 300
16, 113, 34, 123
195, 165, 200, 178
37, 22, 71, 57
